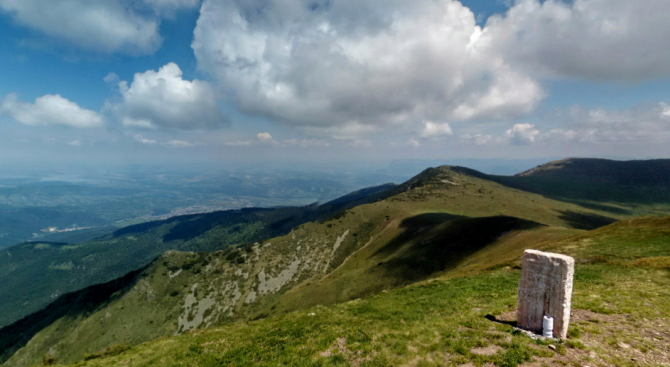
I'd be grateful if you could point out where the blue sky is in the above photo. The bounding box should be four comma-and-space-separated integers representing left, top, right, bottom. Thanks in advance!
1, 0, 669, 166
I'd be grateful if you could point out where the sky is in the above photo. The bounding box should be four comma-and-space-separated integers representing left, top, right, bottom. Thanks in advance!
1, 0, 670, 167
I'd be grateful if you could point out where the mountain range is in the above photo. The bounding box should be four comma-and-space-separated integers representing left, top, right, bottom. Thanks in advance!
1, 158, 669, 367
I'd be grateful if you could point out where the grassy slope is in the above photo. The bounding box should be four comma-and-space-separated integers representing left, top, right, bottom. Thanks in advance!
0, 208, 282, 329
3, 166, 652, 367
55, 216, 670, 367
475, 158, 670, 215
0, 184, 394, 329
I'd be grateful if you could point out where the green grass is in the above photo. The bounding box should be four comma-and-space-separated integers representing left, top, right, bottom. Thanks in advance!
82, 344, 132, 361
49, 216, 670, 367
62, 271, 540, 367
57, 263, 670, 367
544, 216, 670, 266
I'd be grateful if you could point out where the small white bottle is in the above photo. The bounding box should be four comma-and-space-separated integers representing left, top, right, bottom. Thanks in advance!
543, 315, 554, 338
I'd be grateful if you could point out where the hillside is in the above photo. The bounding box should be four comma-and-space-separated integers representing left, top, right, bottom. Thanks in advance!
518, 158, 670, 185
486, 158, 670, 208
0, 183, 395, 329
2, 164, 658, 367
30, 212, 670, 366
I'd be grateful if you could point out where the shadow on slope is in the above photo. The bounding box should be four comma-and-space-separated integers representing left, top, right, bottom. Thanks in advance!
0, 266, 145, 364
557, 210, 617, 230
562, 201, 632, 216
372, 213, 466, 257
269, 214, 544, 317
376, 215, 544, 283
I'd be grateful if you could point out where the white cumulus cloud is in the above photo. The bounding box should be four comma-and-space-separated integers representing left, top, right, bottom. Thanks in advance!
134, 134, 158, 145
297, 139, 330, 147
164, 139, 194, 148
132, 134, 195, 147
503, 123, 540, 145
661, 103, 670, 120
420, 121, 454, 139
224, 140, 254, 146
224, 134, 331, 148
257, 132, 276, 144
1, 93, 104, 128
406, 137, 421, 147
193, 0, 544, 136
109, 63, 229, 130
483, 0, 670, 81
462, 133, 494, 146
347, 139, 373, 148
191, 0, 670, 141
0, 0, 163, 54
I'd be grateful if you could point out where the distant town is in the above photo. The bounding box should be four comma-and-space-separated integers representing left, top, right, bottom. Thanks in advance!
38, 226, 93, 235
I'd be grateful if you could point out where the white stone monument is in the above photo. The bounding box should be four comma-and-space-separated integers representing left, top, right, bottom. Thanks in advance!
517, 249, 574, 339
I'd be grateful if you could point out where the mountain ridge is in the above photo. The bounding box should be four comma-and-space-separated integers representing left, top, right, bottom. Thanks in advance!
3, 160, 670, 366
2, 162, 657, 366
0, 182, 397, 329
517, 157, 670, 185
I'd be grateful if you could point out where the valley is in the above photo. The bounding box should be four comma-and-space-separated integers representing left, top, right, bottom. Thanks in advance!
0, 163, 413, 250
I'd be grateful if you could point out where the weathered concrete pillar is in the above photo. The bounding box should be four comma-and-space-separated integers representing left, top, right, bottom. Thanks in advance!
517, 249, 574, 339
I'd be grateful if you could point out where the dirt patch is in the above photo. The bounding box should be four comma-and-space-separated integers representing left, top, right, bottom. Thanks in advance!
519, 357, 571, 367
572, 309, 670, 367
319, 337, 347, 357
496, 310, 516, 322
570, 308, 620, 324
318, 337, 369, 367
470, 345, 502, 356
537, 308, 670, 367
485, 330, 512, 343
486, 308, 670, 366
626, 256, 670, 269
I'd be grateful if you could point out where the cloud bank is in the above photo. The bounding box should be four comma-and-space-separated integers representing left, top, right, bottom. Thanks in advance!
483, 0, 670, 81
469, 103, 670, 146
547, 103, 670, 144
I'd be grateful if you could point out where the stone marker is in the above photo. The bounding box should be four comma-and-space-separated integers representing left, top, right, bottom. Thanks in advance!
517, 249, 574, 339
